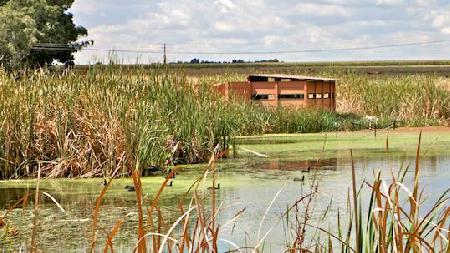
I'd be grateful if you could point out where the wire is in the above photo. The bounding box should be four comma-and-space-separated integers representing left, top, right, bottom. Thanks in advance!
168, 40, 450, 55
32, 44, 162, 53
30, 39, 450, 55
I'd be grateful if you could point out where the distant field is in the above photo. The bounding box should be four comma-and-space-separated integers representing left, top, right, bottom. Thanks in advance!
75, 60, 450, 76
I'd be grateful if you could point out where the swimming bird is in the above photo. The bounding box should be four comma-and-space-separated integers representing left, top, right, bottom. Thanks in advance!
125, 185, 135, 192
208, 184, 220, 190
293, 175, 305, 182
142, 165, 162, 176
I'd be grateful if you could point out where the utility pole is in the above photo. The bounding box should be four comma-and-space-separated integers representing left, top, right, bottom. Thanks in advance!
163, 43, 167, 65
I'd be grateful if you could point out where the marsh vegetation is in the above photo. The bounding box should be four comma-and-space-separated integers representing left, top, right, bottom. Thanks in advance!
0, 66, 449, 179
1, 130, 449, 252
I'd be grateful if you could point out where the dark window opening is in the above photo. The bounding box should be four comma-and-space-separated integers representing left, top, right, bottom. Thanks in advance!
278, 94, 305, 100
252, 94, 269, 100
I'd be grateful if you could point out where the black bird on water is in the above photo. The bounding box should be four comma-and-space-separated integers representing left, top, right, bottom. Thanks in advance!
293, 175, 305, 182
208, 184, 220, 190
125, 180, 173, 192
125, 185, 135, 192
147, 165, 160, 173
142, 165, 162, 176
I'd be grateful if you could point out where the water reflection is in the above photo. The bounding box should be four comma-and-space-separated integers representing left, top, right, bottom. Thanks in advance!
0, 188, 34, 208
253, 158, 338, 171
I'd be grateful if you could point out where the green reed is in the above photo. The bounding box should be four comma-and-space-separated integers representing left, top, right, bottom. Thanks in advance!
0, 68, 242, 178
0, 67, 449, 179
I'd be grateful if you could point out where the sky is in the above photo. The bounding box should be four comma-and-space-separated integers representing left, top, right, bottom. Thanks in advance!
69, 0, 450, 64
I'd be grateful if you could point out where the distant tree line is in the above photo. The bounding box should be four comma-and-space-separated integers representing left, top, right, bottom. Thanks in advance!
172, 58, 281, 64
0, 0, 87, 71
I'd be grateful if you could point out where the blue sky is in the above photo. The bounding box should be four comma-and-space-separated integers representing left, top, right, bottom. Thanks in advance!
69, 0, 450, 64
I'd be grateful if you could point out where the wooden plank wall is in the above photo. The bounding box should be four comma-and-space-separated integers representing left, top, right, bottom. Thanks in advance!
217, 80, 336, 111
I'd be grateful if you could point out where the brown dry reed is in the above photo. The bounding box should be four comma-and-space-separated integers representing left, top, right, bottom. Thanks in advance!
1, 67, 449, 179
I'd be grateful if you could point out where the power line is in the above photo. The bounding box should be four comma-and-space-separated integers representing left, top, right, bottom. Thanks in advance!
168, 40, 450, 55
32, 45, 162, 53
30, 39, 450, 55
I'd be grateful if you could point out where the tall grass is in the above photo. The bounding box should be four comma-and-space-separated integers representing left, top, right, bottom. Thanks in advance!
0, 67, 449, 179
335, 72, 450, 124
335, 132, 450, 253
0, 68, 244, 178
0, 68, 355, 179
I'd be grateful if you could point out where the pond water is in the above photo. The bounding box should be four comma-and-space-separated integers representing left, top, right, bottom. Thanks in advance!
1, 132, 449, 252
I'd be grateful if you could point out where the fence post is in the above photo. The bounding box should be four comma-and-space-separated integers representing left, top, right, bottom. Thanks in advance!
374, 123, 377, 138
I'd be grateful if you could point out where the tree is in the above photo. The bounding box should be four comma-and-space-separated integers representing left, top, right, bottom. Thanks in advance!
0, 3, 38, 70
0, 0, 87, 70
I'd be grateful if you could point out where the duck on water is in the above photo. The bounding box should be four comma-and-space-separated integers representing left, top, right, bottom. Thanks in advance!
124, 168, 175, 192
207, 184, 220, 190
125, 180, 173, 192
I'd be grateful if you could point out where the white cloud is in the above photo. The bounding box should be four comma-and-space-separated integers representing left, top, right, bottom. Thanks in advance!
70, 0, 450, 64
214, 0, 237, 13
69, 0, 100, 15
426, 10, 450, 34
411, 1, 450, 35
214, 21, 234, 32
414, 0, 436, 5
263, 35, 288, 46
294, 3, 351, 16
376, 0, 404, 5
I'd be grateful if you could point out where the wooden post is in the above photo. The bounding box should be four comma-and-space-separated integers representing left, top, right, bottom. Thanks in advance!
321, 80, 324, 107
275, 81, 279, 106
163, 43, 167, 65
374, 123, 377, 138
232, 137, 237, 158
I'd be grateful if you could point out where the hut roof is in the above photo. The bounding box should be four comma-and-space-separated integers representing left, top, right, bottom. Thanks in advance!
248, 74, 335, 82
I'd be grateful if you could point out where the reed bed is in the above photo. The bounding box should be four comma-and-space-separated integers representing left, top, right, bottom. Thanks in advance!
0, 68, 352, 179
0, 68, 244, 179
1, 67, 449, 179
335, 72, 450, 125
